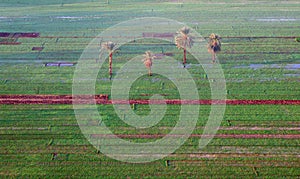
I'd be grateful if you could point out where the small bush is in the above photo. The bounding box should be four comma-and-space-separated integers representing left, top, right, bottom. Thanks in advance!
48, 139, 54, 146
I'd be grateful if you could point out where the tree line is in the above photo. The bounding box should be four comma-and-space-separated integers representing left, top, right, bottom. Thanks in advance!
101, 27, 221, 79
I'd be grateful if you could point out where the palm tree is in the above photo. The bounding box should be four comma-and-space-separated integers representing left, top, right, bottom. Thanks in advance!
175, 26, 194, 67
101, 41, 116, 79
142, 51, 156, 76
207, 33, 221, 63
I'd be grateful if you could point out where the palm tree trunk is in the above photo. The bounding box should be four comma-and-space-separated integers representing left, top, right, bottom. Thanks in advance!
183, 48, 186, 67
212, 52, 216, 63
109, 53, 112, 78
148, 68, 152, 76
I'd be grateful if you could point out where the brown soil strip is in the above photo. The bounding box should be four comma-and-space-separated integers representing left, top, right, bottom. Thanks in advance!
90, 134, 300, 139
38, 36, 299, 39
0, 42, 21, 45
0, 32, 40, 38
0, 95, 299, 105
31, 47, 44, 51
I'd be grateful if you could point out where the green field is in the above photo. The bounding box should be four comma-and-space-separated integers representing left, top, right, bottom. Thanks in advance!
0, 0, 299, 178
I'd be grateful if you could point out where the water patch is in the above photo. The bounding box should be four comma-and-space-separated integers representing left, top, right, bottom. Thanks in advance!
0, 16, 33, 20
260, 77, 280, 82
285, 64, 300, 70
177, 62, 187, 68
0, 17, 8, 21
98, 78, 111, 81
189, 63, 202, 67
283, 74, 300, 77
44, 62, 77, 67
55, 16, 103, 19
233, 65, 248, 69
151, 78, 161, 83
184, 63, 191, 68
245, 64, 277, 70
249, 64, 265, 70
55, 16, 84, 19
256, 18, 299, 22
270, 64, 282, 68
53, 15, 104, 22
249, 64, 282, 70
234, 64, 299, 70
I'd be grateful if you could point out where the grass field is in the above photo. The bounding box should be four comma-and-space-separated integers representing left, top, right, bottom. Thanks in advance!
0, 0, 299, 178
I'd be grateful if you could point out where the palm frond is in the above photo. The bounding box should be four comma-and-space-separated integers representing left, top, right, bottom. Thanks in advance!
179, 26, 190, 36
101, 41, 116, 52
143, 51, 155, 69
207, 33, 221, 53
175, 26, 194, 49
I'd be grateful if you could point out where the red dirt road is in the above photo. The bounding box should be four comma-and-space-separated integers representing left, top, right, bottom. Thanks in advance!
0, 95, 299, 105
